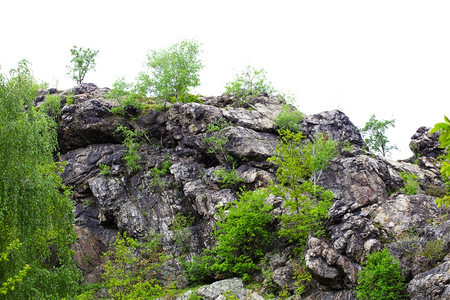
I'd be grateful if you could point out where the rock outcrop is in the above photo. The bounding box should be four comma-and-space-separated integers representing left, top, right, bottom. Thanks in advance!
50, 84, 449, 299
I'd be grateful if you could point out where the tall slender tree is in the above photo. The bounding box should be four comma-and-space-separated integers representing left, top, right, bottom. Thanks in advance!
0, 60, 79, 299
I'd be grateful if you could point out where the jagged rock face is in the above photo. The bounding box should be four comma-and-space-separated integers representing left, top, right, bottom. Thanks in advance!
409, 126, 444, 159
55, 86, 448, 298
302, 110, 367, 149
407, 260, 450, 300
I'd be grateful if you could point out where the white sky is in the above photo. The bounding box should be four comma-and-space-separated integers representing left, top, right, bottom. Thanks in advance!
1, 0, 449, 160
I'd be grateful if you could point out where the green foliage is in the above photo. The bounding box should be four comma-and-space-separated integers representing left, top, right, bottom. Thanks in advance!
213, 167, 244, 188
40, 94, 61, 121
98, 164, 111, 176
66, 45, 99, 84
172, 212, 194, 253
430, 115, 450, 207
107, 77, 143, 116
418, 237, 447, 262
0, 60, 80, 299
182, 252, 216, 284
400, 171, 420, 195
274, 105, 304, 132
203, 118, 234, 164
309, 134, 339, 187
360, 114, 397, 157
137, 39, 203, 110
101, 232, 171, 300
115, 126, 142, 172
211, 189, 273, 280
65, 92, 76, 105
224, 66, 275, 100
185, 190, 273, 282
268, 129, 335, 249
355, 248, 407, 300
148, 155, 172, 189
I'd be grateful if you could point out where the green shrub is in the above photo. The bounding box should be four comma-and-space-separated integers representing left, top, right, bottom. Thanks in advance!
40, 94, 61, 120
419, 237, 447, 262
400, 171, 420, 195
211, 189, 273, 280
268, 130, 335, 249
274, 105, 304, 132
203, 118, 234, 164
108, 78, 143, 116
172, 212, 194, 253
224, 66, 275, 100
101, 232, 172, 300
65, 92, 76, 105
355, 248, 407, 300
430, 115, 450, 207
148, 155, 172, 190
213, 167, 244, 188
98, 164, 111, 176
115, 126, 142, 172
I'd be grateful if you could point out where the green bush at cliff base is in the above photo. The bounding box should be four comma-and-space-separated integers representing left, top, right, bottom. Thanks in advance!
354, 248, 407, 300
185, 190, 273, 283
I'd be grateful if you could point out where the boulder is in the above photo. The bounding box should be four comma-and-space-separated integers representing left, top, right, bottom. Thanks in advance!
194, 278, 246, 300
302, 110, 367, 149
409, 126, 444, 159
407, 261, 450, 300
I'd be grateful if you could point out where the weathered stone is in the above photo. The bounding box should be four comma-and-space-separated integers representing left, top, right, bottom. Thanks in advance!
409, 126, 444, 160
58, 99, 126, 153
305, 290, 356, 300
305, 237, 361, 289
302, 110, 367, 149
320, 155, 388, 222
408, 261, 450, 300
195, 278, 246, 300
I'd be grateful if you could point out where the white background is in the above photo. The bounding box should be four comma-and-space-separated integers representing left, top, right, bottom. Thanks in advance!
1, 0, 449, 159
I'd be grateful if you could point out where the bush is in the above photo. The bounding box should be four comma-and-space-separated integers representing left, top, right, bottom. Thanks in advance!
203, 118, 234, 164
213, 167, 244, 188
40, 94, 61, 121
101, 232, 171, 300
274, 105, 304, 132
211, 189, 273, 280
137, 40, 203, 110
400, 171, 420, 195
355, 248, 407, 300
224, 66, 275, 100
107, 78, 143, 117
115, 126, 142, 172
268, 130, 335, 249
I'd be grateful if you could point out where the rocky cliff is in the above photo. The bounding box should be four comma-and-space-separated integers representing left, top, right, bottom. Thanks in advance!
47, 83, 448, 299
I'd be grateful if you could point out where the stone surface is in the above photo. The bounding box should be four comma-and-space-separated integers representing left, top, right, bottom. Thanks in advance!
409, 126, 444, 159
195, 278, 246, 300
54, 86, 450, 298
408, 261, 450, 300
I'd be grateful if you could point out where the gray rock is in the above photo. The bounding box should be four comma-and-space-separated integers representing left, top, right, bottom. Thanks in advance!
195, 278, 246, 300
409, 126, 444, 160
408, 261, 450, 300
302, 110, 367, 149
320, 155, 388, 222
305, 290, 356, 300
58, 98, 125, 153
305, 237, 361, 289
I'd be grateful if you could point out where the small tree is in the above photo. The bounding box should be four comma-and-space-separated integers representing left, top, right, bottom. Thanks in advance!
67, 46, 99, 84
355, 248, 407, 300
430, 115, 450, 207
224, 66, 275, 99
360, 114, 397, 157
137, 40, 203, 110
